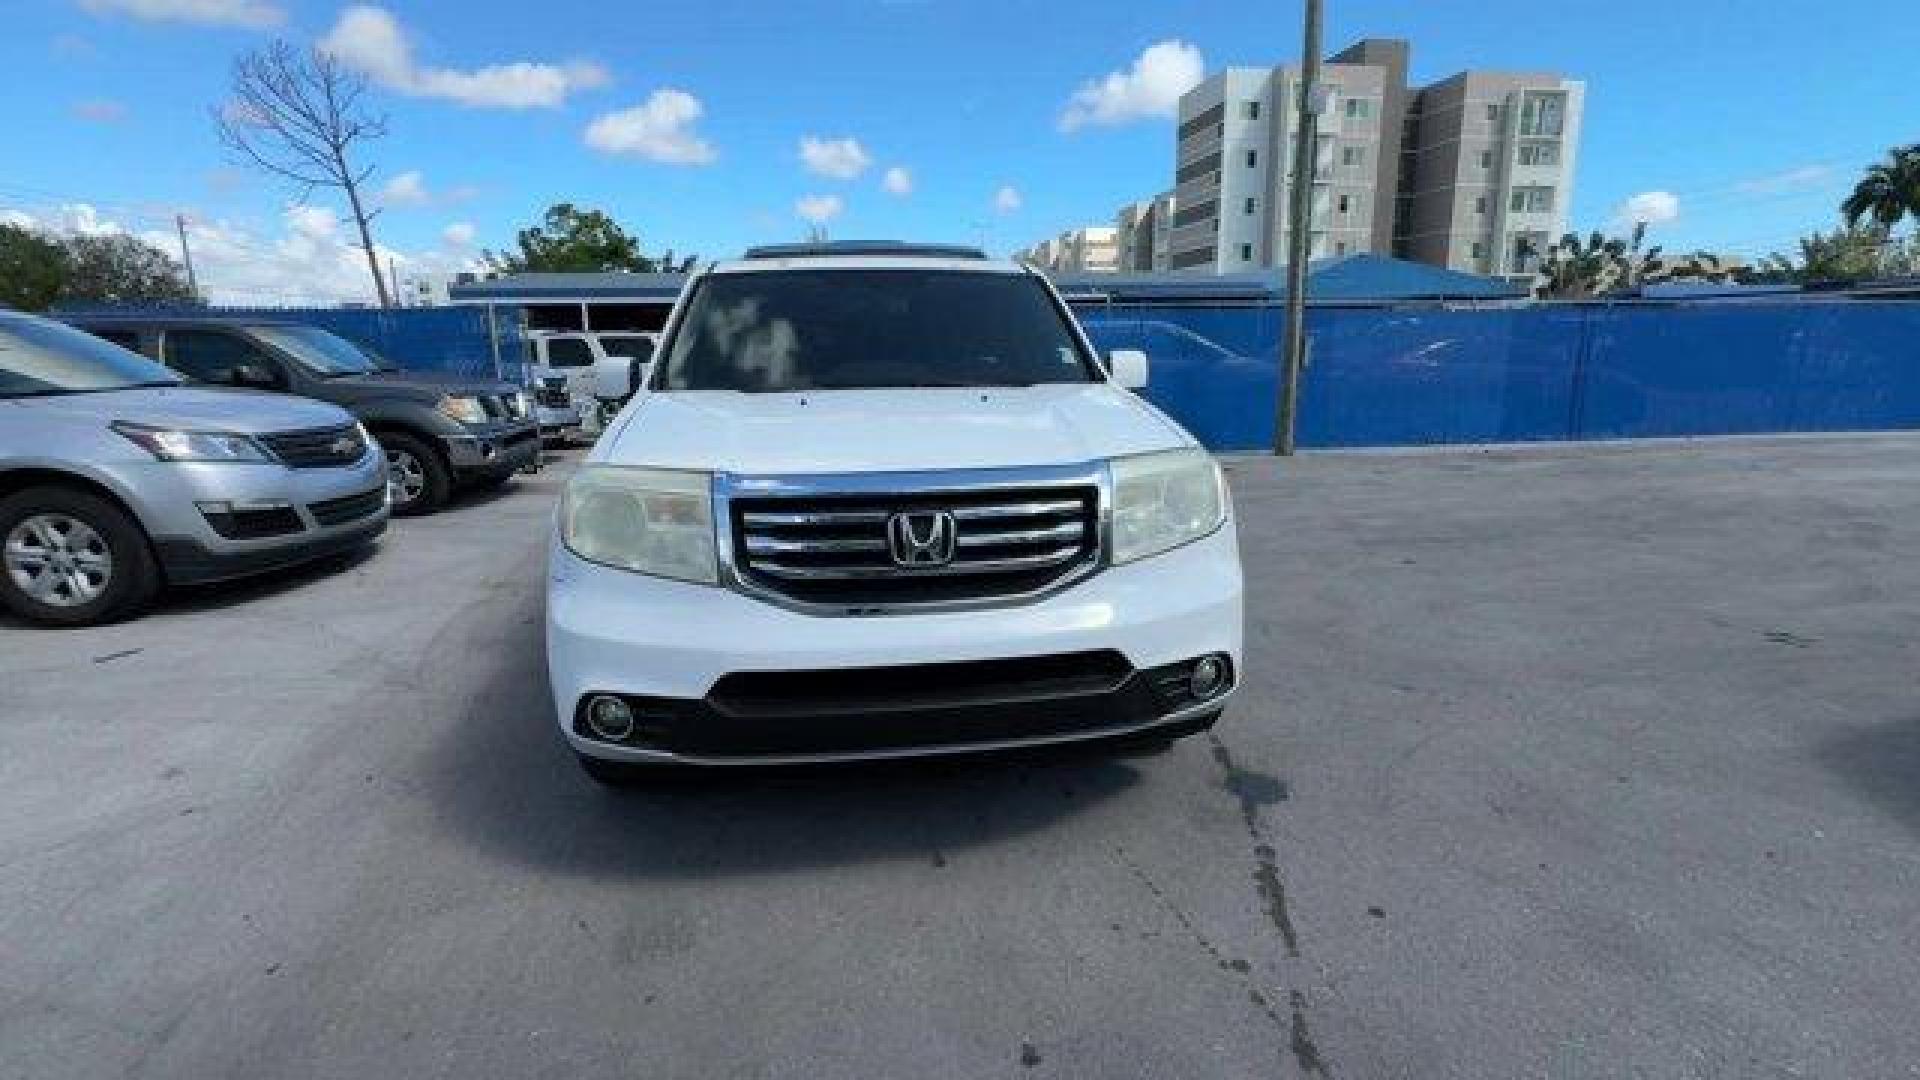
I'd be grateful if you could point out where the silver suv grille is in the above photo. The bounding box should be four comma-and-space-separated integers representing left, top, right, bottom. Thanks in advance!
728, 483, 1101, 609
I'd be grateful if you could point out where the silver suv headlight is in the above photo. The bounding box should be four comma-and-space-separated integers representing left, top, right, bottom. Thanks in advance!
560, 465, 716, 584
1109, 448, 1227, 564
111, 421, 270, 463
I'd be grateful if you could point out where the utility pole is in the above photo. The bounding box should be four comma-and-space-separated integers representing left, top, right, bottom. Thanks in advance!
174, 214, 200, 299
388, 256, 401, 308
1276, 0, 1324, 455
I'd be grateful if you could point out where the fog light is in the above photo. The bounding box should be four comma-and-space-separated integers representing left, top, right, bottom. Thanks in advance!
1189, 655, 1227, 700
585, 695, 635, 741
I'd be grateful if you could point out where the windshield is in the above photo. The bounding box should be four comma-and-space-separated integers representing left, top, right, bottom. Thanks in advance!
598, 335, 656, 361
659, 269, 1098, 392
252, 324, 388, 377
0, 315, 181, 398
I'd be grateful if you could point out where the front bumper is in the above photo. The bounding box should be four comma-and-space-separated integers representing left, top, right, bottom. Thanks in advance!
446, 421, 540, 479
547, 524, 1243, 765
120, 451, 391, 585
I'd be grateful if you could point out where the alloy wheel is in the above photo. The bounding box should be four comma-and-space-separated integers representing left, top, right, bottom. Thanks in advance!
387, 448, 427, 507
4, 513, 114, 608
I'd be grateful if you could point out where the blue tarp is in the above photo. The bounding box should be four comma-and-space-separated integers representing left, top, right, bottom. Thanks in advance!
1076, 300, 1920, 450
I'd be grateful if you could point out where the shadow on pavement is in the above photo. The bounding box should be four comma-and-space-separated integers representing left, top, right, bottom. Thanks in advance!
418, 592, 1146, 880
1815, 715, 1920, 838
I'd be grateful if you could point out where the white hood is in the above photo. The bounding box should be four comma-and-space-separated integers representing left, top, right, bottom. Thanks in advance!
600, 385, 1190, 474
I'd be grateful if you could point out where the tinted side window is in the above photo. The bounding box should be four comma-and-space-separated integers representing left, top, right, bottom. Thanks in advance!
545, 338, 595, 368
165, 329, 268, 384
92, 329, 144, 354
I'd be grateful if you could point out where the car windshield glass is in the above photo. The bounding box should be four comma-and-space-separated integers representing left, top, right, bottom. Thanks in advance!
252, 324, 388, 376
598, 336, 656, 361
0, 316, 181, 398
659, 269, 1098, 392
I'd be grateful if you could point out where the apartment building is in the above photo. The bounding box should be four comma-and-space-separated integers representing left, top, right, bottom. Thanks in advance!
1398, 72, 1585, 276
1020, 226, 1121, 273
1165, 38, 1582, 278
1113, 191, 1180, 272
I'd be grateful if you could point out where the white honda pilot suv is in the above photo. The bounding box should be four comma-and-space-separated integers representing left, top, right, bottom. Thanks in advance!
546, 243, 1243, 782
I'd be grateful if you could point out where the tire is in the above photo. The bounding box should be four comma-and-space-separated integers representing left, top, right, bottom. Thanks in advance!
0, 486, 159, 626
376, 431, 451, 516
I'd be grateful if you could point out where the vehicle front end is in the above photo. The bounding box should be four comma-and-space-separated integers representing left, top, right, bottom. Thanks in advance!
545, 250, 1244, 774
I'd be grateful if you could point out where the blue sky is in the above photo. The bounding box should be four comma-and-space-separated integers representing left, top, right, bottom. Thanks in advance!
3, 0, 1916, 302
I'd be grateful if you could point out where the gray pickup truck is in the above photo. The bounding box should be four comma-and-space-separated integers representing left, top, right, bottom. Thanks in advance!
65, 316, 538, 515
1, 311, 389, 625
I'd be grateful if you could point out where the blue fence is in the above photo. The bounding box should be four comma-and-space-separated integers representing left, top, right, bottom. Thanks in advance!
56, 304, 522, 381
1075, 301, 1920, 450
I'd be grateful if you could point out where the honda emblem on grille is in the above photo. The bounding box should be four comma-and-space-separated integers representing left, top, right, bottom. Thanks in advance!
886, 511, 957, 567
328, 434, 360, 456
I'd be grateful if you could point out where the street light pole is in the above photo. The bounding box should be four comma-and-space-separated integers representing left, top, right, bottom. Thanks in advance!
1276, 0, 1323, 456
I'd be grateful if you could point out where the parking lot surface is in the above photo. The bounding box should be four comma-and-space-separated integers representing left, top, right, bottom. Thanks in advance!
4, 435, 1919, 1079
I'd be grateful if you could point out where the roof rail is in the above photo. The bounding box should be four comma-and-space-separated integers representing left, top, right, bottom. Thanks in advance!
741, 241, 988, 261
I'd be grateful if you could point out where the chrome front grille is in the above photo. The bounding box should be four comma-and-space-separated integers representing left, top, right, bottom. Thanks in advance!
725, 473, 1104, 611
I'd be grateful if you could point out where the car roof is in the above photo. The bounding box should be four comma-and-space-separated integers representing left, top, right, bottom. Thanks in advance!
707, 255, 1031, 276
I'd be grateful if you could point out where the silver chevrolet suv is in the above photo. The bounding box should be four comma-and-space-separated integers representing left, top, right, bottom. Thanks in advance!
0, 310, 389, 626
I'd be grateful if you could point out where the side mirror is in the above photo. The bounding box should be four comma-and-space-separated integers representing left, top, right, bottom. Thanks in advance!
230, 362, 277, 389
1108, 349, 1149, 389
592, 355, 636, 403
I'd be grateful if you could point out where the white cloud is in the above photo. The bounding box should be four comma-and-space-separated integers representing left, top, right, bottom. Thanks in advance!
584, 90, 716, 164
1059, 39, 1204, 132
1614, 190, 1680, 228
379, 170, 430, 207
1734, 164, 1836, 196
798, 136, 872, 179
881, 166, 913, 196
320, 5, 608, 110
78, 0, 284, 28
442, 221, 476, 247
992, 185, 1022, 214
795, 194, 844, 225
8, 201, 469, 305
72, 99, 128, 123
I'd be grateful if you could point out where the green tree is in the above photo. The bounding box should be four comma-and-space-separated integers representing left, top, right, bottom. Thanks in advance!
483, 203, 692, 274
1530, 224, 1699, 298
1753, 222, 1915, 283
61, 232, 197, 305
0, 224, 70, 311
0, 224, 196, 311
1842, 145, 1920, 232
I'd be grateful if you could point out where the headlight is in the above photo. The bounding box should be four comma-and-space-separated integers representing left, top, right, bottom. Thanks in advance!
111, 421, 269, 463
1110, 448, 1226, 564
437, 394, 489, 425
560, 465, 716, 584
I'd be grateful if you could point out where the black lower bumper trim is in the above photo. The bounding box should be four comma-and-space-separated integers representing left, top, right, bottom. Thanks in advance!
153, 516, 386, 585
574, 653, 1231, 760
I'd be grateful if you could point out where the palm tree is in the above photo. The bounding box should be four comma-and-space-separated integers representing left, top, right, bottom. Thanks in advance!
1842, 145, 1920, 231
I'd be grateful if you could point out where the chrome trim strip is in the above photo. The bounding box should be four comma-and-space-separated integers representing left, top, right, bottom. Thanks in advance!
950, 499, 1082, 520
954, 521, 1084, 547
712, 460, 1112, 617
742, 509, 890, 526
573, 687, 1233, 767
743, 534, 888, 555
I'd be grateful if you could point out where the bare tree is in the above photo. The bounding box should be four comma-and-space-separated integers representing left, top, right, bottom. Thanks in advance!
215, 41, 391, 307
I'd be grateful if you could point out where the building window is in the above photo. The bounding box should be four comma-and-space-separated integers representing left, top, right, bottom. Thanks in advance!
1341, 146, 1365, 167
1239, 243, 1254, 261
1475, 195, 1488, 214
1486, 103, 1499, 122
1519, 92, 1566, 138
1337, 193, 1351, 216
1246, 149, 1258, 169
1480, 150, 1493, 170
1335, 241, 1349, 255
1246, 101, 1260, 120
1244, 197, 1257, 215
1471, 242, 1486, 260
1518, 142, 1560, 168
1510, 186, 1555, 213
1344, 98, 1371, 119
